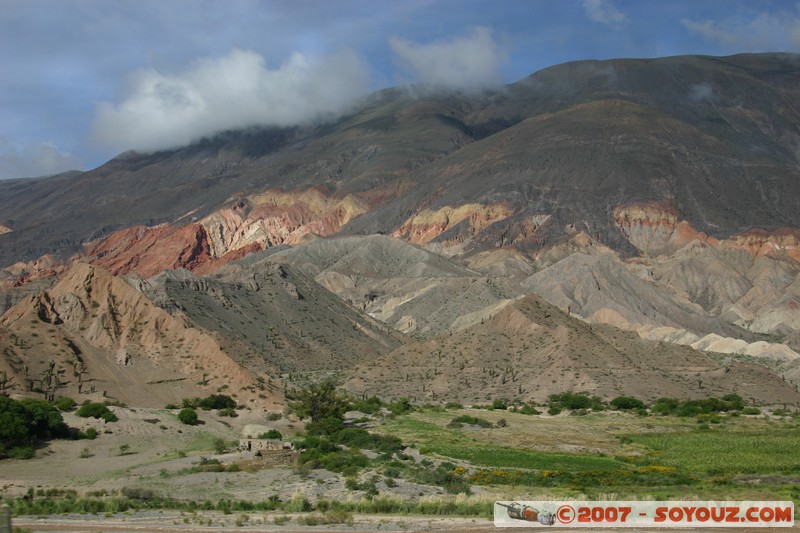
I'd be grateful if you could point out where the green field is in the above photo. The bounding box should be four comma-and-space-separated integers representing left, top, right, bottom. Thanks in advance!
628, 427, 800, 475
420, 443, 623, 471
377, 408, 800, 500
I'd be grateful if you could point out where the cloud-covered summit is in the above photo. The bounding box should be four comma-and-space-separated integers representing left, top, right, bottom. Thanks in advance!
92, 48, 370, 152
93, 28, 509, 154
389, 27, 507, 89
5, 1, 800, 178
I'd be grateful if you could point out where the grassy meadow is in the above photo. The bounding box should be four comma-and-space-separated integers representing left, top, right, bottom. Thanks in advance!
378, 407, 800, 502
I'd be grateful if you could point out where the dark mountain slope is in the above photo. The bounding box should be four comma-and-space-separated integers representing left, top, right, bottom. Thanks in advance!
0, 91, 480, 266
4, 54, 800, 269
349, 54, 800, 252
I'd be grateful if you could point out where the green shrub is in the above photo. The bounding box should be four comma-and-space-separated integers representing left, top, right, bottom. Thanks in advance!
212, 437, 227, 454
74, 427, 98, 440
75, 402, 118, 422
298, 436, 371, 473
306, 416, 344, 436
9, 446, 35, 459
518, 403, 541, 415
721, 394, 745, 410
652, 398, 679, 415
388, 397, 413, 415
198, 394, 236, 411
549, 392, 592, 410
258, 429, 282, 439
336, 428, 403, 452
177, 408, 198, 425
448, 415, 492, 428
547, 392, 606, 412
181, 398, 200, 409
120, 486, 157, 501
445, 402, 463, 410
54, 397, 77, 412
741, 407, 761, 415
490, 399, 508, 410
610, 396, 645, 410
675, 397, 742, 417
409, 463, 471, 494
351, 396, 383, 414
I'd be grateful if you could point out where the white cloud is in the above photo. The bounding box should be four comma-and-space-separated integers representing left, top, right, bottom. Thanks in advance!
92, 48, 370, 153
0, 137, 82, 179
582, 0, 626, 28
389, 27, 506, 89
683, 10, 800, 51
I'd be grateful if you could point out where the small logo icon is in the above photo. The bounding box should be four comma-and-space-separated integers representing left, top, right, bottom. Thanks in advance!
497, 502, 556, 526
557, 504, 576, 524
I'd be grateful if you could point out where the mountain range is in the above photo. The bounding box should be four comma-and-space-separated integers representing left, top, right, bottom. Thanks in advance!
2, 52, 800, 407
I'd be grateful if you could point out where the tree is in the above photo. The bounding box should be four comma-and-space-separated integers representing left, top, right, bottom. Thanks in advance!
0, 396, 69, 457
18, 398, 68, 438
291, 381, 349, 422
0, 396, 32, 451
290, 381, 349, 435
178, 407, 198, 425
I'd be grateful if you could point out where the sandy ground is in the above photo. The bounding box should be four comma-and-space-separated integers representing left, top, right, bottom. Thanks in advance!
10, 512, 800, 533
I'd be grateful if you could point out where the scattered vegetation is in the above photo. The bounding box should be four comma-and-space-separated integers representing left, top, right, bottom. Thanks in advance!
5, 385, 795, 519
651, 395, 745, 416
1, 489, 496, 519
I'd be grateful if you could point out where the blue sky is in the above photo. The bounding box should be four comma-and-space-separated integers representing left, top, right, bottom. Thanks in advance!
1, 0, 799, 179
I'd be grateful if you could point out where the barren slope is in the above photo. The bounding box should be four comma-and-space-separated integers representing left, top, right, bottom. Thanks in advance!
0, 263, 279, 408
347, 294, 800, 404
